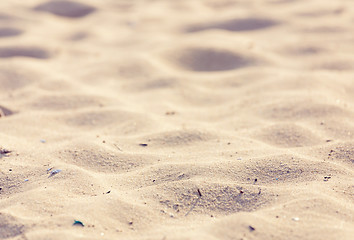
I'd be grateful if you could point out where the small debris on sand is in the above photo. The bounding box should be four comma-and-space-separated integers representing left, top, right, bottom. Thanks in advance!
73, 220, 84, 227
48, 169, 62, 178
0, 148, 11, 157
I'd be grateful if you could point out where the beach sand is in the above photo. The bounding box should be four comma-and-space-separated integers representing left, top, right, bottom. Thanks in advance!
0, 0, 353, 239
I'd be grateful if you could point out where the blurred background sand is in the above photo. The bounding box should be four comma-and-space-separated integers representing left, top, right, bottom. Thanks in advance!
0, 0, 353, 239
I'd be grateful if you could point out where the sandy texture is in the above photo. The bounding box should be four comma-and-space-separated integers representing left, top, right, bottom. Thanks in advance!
0, 0, 354, 239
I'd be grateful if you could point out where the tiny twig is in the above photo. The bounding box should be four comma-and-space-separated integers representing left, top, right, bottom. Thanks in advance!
113, 144, 122, 151
197, 188, 202, 197
185, 188, 202, 217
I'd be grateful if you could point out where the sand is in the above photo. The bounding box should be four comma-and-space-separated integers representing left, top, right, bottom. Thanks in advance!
0, 0, 353, 239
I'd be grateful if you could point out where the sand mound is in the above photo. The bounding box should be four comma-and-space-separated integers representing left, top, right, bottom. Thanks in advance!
0, 0, 353, 239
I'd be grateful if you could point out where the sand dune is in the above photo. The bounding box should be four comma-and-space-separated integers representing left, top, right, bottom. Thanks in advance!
0, 0, 353, 239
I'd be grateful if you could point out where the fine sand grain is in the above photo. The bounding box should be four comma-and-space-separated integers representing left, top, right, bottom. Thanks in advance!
0, 0, 353, 239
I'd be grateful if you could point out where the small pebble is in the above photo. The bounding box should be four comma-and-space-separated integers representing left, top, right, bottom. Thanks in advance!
292, 217, 299, 221
40, 139, 46, 143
